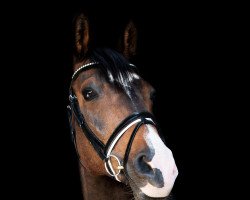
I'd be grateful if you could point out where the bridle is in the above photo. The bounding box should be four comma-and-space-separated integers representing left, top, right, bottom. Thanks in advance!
67, 62, 159, 182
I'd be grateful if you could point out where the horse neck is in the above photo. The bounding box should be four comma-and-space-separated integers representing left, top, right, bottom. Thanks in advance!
79, 165, 132, 200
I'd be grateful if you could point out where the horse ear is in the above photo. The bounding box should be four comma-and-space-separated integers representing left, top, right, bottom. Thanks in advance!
122, 21, 137, 58
74, 13, 89, 58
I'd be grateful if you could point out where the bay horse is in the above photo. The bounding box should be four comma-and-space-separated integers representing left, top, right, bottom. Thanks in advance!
67, 14, 178, 200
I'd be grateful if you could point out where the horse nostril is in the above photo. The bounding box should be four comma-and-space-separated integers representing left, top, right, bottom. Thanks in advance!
134, 152, 165, 188
135, 154, 154, 177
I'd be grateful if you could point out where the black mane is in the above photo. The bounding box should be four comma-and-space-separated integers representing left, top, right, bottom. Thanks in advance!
87, 48, 138, 91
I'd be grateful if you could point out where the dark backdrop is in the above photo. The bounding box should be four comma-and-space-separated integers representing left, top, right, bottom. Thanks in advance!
4, 1, 240, 199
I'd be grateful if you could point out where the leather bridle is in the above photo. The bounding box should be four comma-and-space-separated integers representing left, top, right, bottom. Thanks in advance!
67, 62, 159, 182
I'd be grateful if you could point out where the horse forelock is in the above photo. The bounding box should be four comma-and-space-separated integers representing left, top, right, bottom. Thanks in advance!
85, 48, 140, 95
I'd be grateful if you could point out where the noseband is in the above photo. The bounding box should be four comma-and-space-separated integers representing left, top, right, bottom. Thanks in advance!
67, 62, 158, 182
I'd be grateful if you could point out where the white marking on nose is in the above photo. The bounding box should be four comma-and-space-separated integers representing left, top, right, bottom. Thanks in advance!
139, 125, 178, 198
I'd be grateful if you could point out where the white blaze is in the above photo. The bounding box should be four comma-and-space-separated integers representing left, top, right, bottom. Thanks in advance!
139, 125, 178, 198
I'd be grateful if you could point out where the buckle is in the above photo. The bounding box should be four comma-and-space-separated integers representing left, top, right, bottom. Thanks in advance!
104, 155, 124, 182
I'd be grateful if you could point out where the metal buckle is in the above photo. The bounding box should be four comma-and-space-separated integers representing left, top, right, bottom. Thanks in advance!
104, 155, 124, 182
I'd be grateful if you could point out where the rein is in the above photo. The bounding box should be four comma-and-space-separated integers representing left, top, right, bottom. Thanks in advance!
67, 62, 158, 182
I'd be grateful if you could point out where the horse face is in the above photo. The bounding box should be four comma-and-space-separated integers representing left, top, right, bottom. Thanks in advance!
72, 62, 178, 198
71, 14, 178, 199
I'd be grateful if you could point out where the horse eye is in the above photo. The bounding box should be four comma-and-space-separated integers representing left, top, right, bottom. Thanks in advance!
82, 88, 97, 101
150, 91, 156, 102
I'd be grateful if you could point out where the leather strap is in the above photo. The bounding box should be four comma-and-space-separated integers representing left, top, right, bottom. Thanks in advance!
69, 89, 106, 160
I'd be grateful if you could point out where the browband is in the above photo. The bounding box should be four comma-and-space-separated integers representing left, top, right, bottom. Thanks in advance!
72, 62, 99, 80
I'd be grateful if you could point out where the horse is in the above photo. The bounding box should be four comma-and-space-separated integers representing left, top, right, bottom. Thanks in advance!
67, 13, 178, 200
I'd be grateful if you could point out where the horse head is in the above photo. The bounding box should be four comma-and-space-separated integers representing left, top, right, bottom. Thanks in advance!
68, 13, 178, 199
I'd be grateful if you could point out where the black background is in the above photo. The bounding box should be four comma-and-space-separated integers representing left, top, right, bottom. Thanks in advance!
3, 1, 243, 199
